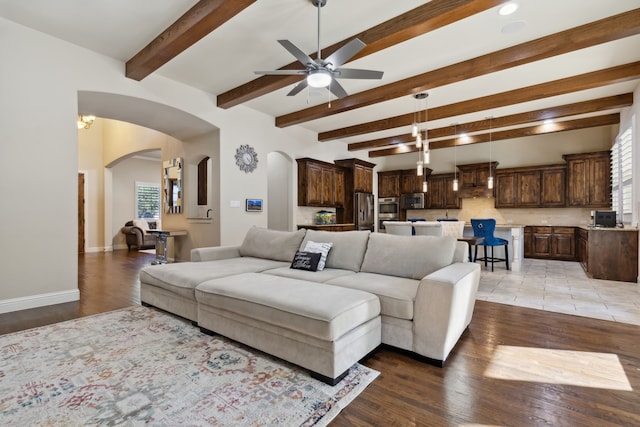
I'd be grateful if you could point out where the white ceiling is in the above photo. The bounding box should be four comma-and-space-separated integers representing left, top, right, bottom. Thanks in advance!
2, 0, 639, 151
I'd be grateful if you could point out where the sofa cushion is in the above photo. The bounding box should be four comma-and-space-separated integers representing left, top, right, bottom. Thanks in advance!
239, 227, 306, 262
300, 230, 370, 272
195, 272, 380, 341
263, 266, 356, 283
290, 251, 321, 272
139, 257, 289, 299
303, 241, 333, 271
360, 233, 456, 279
327, 272, 419, 320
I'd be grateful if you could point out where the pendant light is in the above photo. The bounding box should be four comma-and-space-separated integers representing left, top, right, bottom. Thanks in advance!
413, 92, 429, 177
487, 116, 494, 190
452, 123, 459, 192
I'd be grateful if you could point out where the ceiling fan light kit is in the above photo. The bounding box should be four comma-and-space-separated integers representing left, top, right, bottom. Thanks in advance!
254, 0, 383, 99
307, 69, 332, 88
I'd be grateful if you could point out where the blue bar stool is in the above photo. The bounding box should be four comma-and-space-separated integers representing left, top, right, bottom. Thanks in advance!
471, 219, 510, 271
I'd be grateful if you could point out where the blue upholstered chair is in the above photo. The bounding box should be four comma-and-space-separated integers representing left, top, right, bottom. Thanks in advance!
471, 219, 510, 271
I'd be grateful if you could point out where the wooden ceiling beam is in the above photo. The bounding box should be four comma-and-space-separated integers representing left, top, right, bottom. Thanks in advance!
321, 62, 640, 141
126, 0, 256, 81
368, 114, 620, 158
347, 93, 633, 151
216, 0, 505, 109
277, 8, 640, 128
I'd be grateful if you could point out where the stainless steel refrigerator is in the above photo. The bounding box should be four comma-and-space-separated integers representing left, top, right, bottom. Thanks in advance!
355, 192, 375, 231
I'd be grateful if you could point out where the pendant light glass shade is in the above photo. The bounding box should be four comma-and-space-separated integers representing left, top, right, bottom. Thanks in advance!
412, 92, 429, 178
453, 178, 459, 192
424, 149, 430, 165
487, 116, 494, 190
422, 180, 428, 192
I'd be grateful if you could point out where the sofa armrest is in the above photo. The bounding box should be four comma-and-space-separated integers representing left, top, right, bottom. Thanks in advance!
191, 245, 241, 262
412, 262, 481, 362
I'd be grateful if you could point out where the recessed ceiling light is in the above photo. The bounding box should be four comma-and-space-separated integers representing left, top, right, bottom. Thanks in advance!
544, 119, 554, 125
499, 2, 519, 16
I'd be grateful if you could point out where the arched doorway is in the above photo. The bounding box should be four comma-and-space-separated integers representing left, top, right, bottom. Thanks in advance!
267, 152, 293, 231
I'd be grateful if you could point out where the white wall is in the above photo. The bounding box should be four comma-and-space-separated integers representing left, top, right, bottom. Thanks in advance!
0, 17, 371, 310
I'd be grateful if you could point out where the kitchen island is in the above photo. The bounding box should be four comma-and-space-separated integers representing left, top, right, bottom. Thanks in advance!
577, 226, 638, 282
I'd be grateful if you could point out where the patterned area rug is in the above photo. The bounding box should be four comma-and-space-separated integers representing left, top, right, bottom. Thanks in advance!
0, 306, 378, 426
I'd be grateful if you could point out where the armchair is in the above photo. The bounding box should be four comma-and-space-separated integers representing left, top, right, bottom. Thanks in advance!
121, 219, 158, 251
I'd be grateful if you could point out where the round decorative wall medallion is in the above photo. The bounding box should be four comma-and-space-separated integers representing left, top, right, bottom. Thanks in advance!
235, 144, 258, 173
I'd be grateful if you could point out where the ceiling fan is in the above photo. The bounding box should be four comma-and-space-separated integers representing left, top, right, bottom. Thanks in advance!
254, 0, 384, 99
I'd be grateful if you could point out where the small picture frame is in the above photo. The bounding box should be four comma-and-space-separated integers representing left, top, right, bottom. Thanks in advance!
246, 198, 263, 212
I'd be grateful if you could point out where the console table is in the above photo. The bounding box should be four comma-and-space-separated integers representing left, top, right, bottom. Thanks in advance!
147, 229, 187, 264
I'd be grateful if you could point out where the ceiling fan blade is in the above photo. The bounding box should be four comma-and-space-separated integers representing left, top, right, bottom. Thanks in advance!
334, 68, 384, 80
328, 78, 349, 99
325, 38, 366, 68
278, 40, 316, 68
254, 70, 307, 76
287, 79, 308, 96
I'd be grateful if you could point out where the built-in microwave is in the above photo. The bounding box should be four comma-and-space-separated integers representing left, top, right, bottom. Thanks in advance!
400, 193, 425, 209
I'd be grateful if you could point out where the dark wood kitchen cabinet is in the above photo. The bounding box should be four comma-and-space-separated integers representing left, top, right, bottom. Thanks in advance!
495, 169, 540, 207
427, 173, 460, 209
563, 151, 610, 208
401, 168, 431, 194
336, 158, 375, 193
524, 226, 576, 260
297, 158, 344, 207
378, 171, 400, 198
456, 162, 498, 198
495, 164, 566, 208
540, 166, 567, 207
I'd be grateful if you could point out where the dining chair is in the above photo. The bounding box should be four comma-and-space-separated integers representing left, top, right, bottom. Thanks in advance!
471, 218, 510, 271
438, 220, 465, 238
383, 221, 413, 236
412, 221, 443, 236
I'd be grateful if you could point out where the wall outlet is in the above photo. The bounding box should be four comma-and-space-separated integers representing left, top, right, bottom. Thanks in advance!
541, 219, 548, 224
230, 200, 241, 208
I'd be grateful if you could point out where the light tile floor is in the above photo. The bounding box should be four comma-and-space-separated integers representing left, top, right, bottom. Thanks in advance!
476, 259, 640, 326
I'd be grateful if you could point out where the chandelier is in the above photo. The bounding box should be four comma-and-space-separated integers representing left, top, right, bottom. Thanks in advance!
77, 115, 96, 129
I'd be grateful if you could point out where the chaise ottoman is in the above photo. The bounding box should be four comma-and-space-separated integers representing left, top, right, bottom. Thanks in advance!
195, 272, 381, 385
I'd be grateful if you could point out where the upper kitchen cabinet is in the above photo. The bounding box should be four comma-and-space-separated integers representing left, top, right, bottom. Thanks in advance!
335, 158, 376, 193
401, 168, 431, 194
427, 173, 460, 209
457, 162, 498, 198
378, 171, 400, 198
495, 164, 566, 208
297, 158, 344, 207
495, 169, 540, 208
563, 151, 611, 208
540, 166, 567, 207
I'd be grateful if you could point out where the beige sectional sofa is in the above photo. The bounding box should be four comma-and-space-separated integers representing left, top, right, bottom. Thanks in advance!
139, 227, 481, 384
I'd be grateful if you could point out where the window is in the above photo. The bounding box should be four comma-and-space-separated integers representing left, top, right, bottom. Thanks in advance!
610, 127, 633, 223
136, 182, 161, 219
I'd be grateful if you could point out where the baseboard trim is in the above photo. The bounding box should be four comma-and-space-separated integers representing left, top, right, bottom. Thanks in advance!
0, 289, 80, 314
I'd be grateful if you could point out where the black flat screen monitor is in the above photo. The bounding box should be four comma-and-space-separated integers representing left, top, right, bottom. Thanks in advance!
594, 210, 616, 228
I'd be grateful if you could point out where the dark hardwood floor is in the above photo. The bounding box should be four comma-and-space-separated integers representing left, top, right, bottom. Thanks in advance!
2, 250, 639, 426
